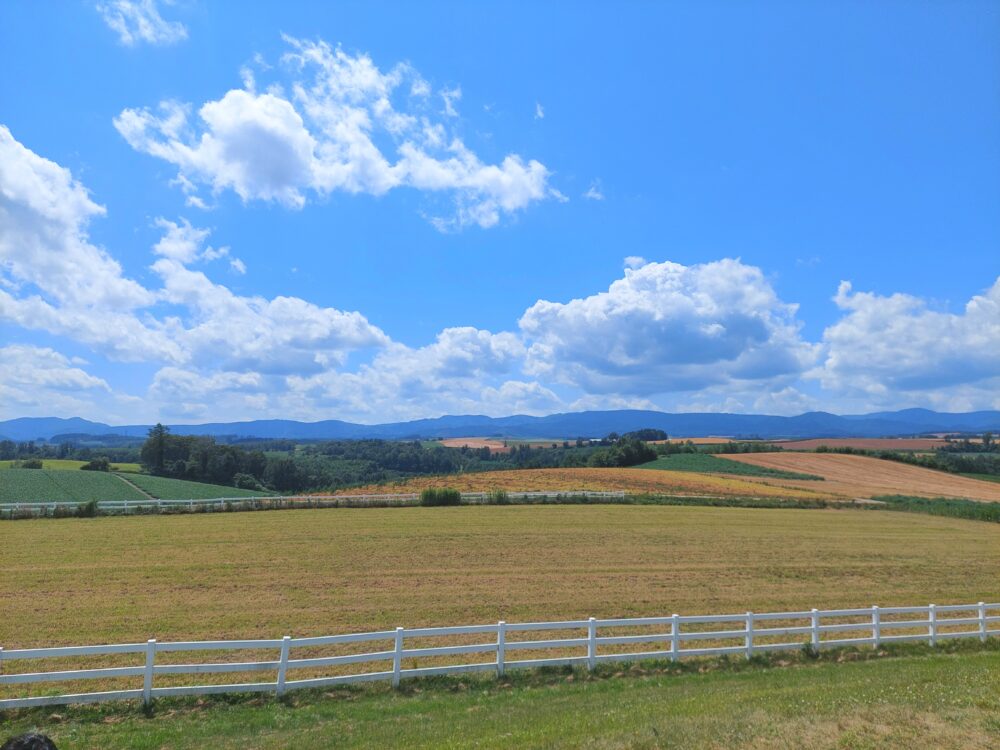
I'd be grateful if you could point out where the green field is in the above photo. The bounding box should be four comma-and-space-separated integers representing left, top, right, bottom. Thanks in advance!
123, 473, 272, 500
639, 453, 822, 479
2, 646, 997, 749
0, 470, 147, 502
0, 459, 141, 472
961, 472, 1000, 484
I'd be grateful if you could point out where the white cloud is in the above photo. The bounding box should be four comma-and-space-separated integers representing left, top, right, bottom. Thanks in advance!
814, 279, 1000, 410
96, 0, 187, 47
0, 126, 388, 378
520, 259, 817, 396
624, 256, 647, 269
114, 37, 559, 229
583, 180, 604, 200
229, 258, 247, 274
535, 102, 544, 120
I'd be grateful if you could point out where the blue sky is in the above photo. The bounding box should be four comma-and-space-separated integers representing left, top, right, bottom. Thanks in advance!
1, 0, 998, 423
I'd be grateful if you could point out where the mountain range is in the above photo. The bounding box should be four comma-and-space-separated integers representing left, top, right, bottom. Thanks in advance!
1, 408, 998, 443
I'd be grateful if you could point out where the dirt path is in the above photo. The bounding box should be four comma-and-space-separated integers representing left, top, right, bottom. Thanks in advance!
114, 472, 154, 499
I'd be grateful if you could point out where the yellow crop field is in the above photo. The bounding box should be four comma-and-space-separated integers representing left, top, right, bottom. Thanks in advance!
336, 467, 834, 500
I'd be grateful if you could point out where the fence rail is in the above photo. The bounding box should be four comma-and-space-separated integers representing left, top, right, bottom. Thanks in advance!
2, 601, 997, 711
0, 490, 627, 517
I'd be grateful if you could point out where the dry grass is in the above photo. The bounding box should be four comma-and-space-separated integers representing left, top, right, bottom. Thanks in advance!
723, 453, 1000, 501
335, 467, 833, 499
3, 504, 998, 652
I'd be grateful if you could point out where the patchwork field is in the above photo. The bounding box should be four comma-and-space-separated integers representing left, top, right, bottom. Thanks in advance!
638, 453, 821, 480
723, 453, 1000, 501
124, 473, 271, 499
3, 505, 998, 650
773, 438, 948, 451
0, 470, 147, 502
437, 437, 511, 452
0, 459, 141, 472
337, 467, 831, 500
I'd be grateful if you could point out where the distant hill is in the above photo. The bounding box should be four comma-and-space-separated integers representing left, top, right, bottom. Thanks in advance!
1, 409, 998, 443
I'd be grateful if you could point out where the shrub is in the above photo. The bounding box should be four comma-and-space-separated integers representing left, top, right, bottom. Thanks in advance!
232, 472, 264, 490
489, 489, 510, 505
80, 457, 111, 471
420, 488, 461, 506
76, 499, 100, 518
13, 458, 43, 469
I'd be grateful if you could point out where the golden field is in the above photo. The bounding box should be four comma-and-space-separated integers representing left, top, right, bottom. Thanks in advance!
336, 466, 833, 499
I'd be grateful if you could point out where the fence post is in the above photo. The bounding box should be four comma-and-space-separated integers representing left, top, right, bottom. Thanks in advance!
392, 627, 404, 687
587, 617, 597, 671
670, 614, 679, 662
928, 604, 936, 647
810, 608, 819, 650
979, 602, 987, 643
497, 621, 506, 677
745, 612, 754, 660
276, 635, 291, 696
143, 639, 156, 705
872, 605, 880, 649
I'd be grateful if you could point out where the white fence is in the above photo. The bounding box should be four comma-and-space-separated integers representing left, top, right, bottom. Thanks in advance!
0, 490, 626, 517
1, 601, 996, 711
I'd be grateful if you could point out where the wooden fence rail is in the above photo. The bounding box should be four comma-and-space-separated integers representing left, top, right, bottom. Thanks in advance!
2, 602, 997, 711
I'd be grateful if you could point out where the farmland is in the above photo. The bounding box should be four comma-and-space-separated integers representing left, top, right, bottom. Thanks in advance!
0, 459, 141, 472
3, 505, 998, 650
772, 438, 948, 451
638, 453, 821, 480
124, 473, 271, 499
336, 467, 831, 500
2, 648, 997, 749
723, 453, 1000, 501
0, 470, 147, 502
437, 437, 511, 452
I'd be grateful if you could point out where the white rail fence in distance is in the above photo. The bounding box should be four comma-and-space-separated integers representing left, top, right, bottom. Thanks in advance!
1, 602, 997, 711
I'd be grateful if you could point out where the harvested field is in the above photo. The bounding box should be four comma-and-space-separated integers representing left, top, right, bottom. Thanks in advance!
774, 438, 947, 451
336, 467, 831, 500
648, 437, 744, 445
437, 437, 510, 452
723, 453, 1000, 501
3, 505, 998, 650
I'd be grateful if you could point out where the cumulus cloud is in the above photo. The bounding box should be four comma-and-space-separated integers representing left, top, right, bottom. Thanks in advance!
0, 345, 138, 421
114, 37, 559, 228
0, 126, 388, 378
814, 279, 1000, 410
96, 0, 187, 47
520, 259, 817, 396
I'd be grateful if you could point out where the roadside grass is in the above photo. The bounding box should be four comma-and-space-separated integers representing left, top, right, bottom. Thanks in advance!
3, 505, 998, 651
638, 453, 822, 480
122, 473, 272, 500
0, 470, 147, 503
3, 642, 998, 749
0, 459, 141, 472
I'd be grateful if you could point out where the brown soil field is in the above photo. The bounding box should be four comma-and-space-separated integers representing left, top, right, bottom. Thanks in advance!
438, 437, 511, 452
723, 453, 1000, 501
336, 467, 831, 500
774, 438, 948, 451
648, 436, 754, 445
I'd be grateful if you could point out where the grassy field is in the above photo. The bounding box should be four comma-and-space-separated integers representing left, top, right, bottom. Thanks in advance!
122, 473, 272, 499
0, 470, 147, 502
338, 467, 831, 500
723, 453, 1000, 501
3, 505, 998, 650
638, 453, 821, 480
2, 646, 998, 749
0, 459, 141, 472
